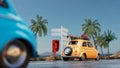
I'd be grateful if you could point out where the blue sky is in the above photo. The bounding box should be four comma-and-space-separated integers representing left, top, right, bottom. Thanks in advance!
11, 0, 120, 54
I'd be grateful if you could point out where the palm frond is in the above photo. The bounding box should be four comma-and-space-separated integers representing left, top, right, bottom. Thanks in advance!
30, 15, 48, 37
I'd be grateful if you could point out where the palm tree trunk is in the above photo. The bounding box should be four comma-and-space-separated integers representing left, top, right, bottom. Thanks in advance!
34, 28, 38, 37
100, 46, 103, 56
108, 44, 110, 57
91, 34, 97, 50
34, 31, 37, 37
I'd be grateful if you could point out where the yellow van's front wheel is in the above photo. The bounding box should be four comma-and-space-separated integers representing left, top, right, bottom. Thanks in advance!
80, 54, 86, 61
95, 54, 100, 61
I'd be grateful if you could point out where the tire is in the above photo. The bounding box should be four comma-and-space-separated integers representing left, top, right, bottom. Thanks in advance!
80, 54, 86, 61
62, 57, 69, 61
64, 47, 72, 56
95, 54, 100, 61
0, 40, 30, 68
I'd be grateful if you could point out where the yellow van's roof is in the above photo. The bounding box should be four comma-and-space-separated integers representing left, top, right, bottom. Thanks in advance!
71, 39, 89, 42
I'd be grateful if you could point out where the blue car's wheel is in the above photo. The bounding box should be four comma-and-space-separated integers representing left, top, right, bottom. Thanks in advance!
0, 40, 30, 68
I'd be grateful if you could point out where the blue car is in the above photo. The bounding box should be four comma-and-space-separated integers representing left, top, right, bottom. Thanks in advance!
0, 0, 37, 68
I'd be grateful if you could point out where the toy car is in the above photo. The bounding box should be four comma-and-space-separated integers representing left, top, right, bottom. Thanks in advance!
0, 0, 37, 68
61, 39, 100, 61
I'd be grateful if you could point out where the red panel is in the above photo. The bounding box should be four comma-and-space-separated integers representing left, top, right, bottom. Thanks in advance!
52, 40, 59, 52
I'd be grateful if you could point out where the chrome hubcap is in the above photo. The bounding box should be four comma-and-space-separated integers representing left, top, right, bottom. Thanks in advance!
64, 48, 71, 55
3, 44, 27, 67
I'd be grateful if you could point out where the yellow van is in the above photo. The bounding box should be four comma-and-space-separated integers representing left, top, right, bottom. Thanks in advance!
61, 39, 100, 61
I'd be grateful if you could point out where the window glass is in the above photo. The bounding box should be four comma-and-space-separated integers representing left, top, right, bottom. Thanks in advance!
69, 41, 78, 45
0, 0, 8, 8
82, 42, 87, 47
88, 42, 93, 47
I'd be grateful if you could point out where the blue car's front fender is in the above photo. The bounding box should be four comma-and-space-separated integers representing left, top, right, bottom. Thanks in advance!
0, 30, 37, 57
0, 0, 37, 58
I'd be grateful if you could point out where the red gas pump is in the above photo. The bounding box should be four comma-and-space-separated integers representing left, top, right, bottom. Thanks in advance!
52, 40, 59, 57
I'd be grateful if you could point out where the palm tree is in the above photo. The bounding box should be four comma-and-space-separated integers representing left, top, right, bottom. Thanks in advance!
104, 30, 117, 57
96, 34, 107, 56
30, 15, 48, 37
82, 18, 101, 49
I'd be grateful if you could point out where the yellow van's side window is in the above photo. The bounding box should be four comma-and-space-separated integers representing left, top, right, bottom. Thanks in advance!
82, 42, 87, 47
88, 42, 93, 47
